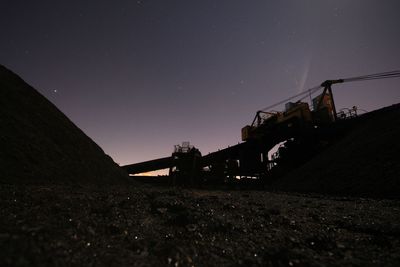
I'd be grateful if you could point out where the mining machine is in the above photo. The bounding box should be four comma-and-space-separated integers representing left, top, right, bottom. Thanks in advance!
122, 70, 400, 185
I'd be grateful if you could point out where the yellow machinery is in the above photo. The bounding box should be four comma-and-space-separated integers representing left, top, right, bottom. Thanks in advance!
242, 101, 314, 141
241, 80, 341, 142
123, 71, 400, 184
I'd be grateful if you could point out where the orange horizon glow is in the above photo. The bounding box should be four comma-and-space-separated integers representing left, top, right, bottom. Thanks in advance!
131, 168, 169, 177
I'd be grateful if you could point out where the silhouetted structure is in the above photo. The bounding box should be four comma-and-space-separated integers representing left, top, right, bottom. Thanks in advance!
122, 71, 400, 187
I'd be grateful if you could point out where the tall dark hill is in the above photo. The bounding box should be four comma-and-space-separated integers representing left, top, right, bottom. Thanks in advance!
0, 65, 129, 185
273, 103, 400, 198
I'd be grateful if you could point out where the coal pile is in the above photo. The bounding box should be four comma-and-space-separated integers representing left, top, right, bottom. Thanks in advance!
1, 185, 400, 267
273, 104, 400, 198
0, 64, 129, 185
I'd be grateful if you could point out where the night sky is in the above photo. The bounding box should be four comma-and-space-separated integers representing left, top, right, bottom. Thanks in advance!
1, 0, 400, 169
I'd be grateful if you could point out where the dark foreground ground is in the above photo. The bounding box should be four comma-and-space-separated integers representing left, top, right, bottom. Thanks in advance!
1, 184, 399, 267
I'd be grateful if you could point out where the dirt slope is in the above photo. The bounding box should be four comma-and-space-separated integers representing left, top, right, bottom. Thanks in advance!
0, 64, 129, 185
273, 104, 400, 198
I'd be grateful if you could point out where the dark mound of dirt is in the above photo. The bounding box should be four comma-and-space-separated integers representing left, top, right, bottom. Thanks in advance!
273, 104, 400, 198
0, 64, 129, 185
2, 185, 400, 267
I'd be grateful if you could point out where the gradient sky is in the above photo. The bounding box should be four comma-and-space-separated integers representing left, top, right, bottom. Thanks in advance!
1, 0, 400, 167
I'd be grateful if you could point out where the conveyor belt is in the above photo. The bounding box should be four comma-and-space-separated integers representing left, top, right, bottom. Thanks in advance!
122, 156, 173, 174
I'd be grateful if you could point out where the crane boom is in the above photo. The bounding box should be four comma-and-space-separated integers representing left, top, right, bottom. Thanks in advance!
244, 70, 400, 141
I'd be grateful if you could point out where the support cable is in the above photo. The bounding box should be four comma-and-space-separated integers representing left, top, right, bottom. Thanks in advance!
260, 85, 322, 111
259, 70, 400, 112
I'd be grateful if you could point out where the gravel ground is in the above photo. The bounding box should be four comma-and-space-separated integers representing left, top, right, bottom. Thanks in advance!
1, 184, 400, 267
